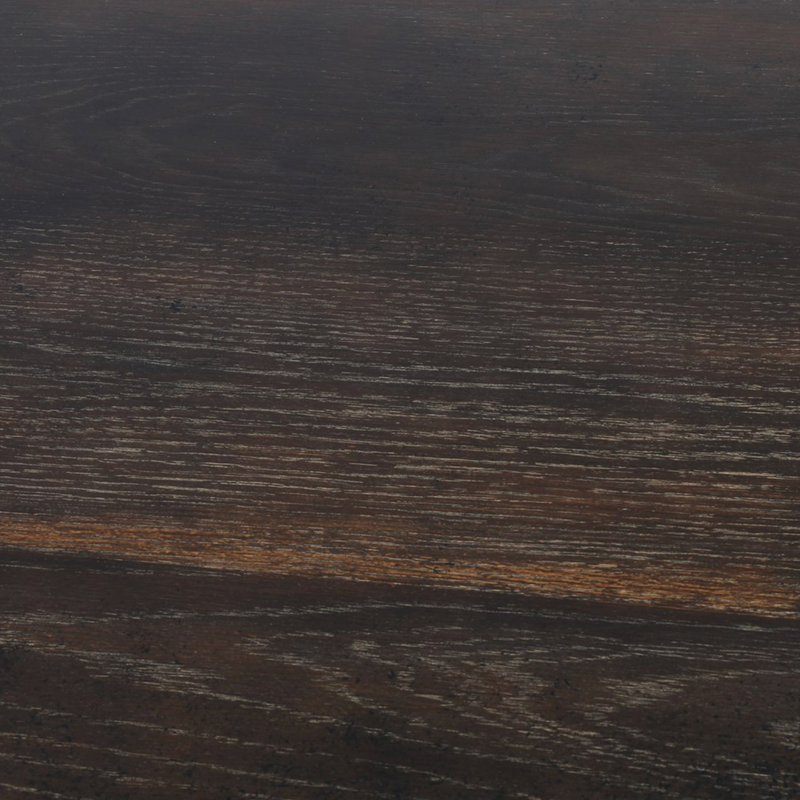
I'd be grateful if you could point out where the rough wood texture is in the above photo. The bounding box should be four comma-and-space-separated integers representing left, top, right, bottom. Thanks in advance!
1, 1, 799, 797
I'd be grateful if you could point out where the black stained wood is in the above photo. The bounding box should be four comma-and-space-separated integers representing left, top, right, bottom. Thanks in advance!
1, 1, 799, 797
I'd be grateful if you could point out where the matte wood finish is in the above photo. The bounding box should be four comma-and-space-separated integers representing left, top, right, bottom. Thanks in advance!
1, 551, 799, 800
1, 0, 799, 797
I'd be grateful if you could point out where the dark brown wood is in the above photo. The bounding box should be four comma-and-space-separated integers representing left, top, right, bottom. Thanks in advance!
1, 1, 799, 797
2, 549, 800, 800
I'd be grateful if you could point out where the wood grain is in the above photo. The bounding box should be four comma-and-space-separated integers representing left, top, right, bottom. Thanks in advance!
1, 0, 799, 796
2, 550, 799, 800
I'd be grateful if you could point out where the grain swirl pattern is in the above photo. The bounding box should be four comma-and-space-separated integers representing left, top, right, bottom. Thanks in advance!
1, 551, 799, 800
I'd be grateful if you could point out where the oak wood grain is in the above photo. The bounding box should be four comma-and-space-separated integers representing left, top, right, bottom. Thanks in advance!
1, 0, 799, 797
2, 550, 799, 800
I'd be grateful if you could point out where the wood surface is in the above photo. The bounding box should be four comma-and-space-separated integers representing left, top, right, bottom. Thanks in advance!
1, 0, 799, 797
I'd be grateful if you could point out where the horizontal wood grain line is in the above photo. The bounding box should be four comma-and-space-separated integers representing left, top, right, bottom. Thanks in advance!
2, 519, 796, 618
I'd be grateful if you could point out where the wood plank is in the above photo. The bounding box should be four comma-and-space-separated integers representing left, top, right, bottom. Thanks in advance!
1, 0, 799, 796
2, 550, 799, 799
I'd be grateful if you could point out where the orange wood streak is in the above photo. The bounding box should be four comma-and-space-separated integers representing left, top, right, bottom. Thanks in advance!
2, 517, 795, 617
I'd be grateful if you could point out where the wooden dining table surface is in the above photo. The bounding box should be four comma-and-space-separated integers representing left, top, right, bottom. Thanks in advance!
1, 1, 799, 798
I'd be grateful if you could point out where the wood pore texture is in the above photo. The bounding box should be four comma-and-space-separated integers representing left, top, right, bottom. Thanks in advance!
1, 1, 799, 798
